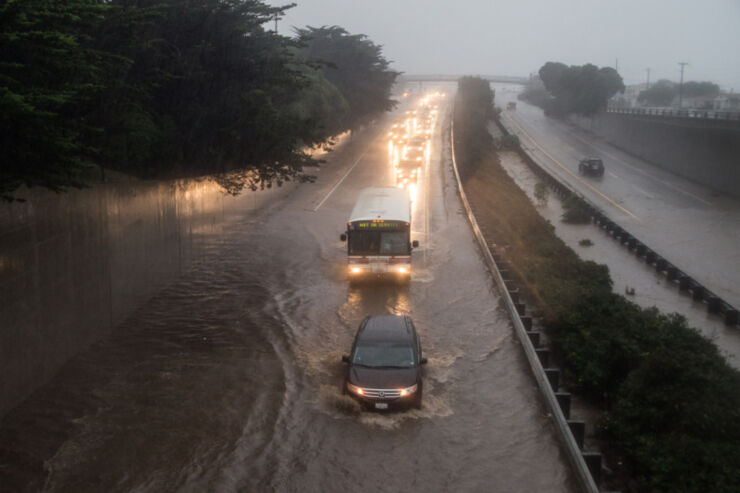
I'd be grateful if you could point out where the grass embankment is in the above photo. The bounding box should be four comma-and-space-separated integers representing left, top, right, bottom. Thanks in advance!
454, 77, 740, 493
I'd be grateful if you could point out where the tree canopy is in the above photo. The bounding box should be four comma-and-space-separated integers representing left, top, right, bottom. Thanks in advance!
537, 61, 625, 117
637, 80, 676, 106
681, 80, 720, 98
1, 0, 111, 199
453, 76, 494, 179
637, 80, 719, 108
295, 26, 399, 132
1, 1, 399, 200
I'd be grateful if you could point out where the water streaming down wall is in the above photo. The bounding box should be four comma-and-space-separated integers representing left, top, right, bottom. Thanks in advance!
0, 179, 253, 416
568, 112, 740, 198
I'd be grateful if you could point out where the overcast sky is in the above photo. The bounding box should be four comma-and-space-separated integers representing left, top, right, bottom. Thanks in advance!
267, 0, 740, 91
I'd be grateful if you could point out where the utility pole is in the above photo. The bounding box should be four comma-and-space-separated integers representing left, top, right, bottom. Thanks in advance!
646, 68, 651, 89
274, 12, 278, 33
615, 58, 619, 72
678, 62, 688, 109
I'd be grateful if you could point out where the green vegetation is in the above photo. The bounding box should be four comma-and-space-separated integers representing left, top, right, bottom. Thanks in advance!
535, 61, 625, 117
638, 79, 720, 107
561, 195, 591, 223
456, 76, 740, 492
638, 80, 677, 106
453, 76, 494, 180
534, 182, 549, 206
493, 134, 520, 151
1, 1, 399, 201
295, 26, 399, 132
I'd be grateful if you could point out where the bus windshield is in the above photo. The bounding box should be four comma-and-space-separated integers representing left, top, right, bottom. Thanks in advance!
349, 230, 408, 256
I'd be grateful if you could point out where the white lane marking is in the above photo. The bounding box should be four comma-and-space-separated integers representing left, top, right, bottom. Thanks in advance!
313, 146, 371, 212
560, 124, 712, 206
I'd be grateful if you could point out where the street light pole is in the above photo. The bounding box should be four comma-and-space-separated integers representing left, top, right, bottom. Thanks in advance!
646, 68, 650, 89
678, 62, 688, 109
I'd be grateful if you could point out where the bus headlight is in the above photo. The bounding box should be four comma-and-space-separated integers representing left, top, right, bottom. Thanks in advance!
396, 266, 409, 275
350, 267, 362, 274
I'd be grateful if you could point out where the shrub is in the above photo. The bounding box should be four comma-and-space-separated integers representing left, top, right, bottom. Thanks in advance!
561, 196, 592, 223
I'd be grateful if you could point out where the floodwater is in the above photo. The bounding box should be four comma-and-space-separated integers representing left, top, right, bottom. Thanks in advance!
0, 90, 576, 492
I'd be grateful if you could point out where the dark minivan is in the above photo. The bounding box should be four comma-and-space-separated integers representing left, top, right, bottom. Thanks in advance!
342, 315, 426, 410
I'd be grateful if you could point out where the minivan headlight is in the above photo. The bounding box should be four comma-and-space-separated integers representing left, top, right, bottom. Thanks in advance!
400, 384, 418, 397
347, 382, 365, 395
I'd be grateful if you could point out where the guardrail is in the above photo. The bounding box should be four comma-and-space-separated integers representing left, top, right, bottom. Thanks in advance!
607, 107, 740, 121
449, 112, 601, 493
400, 74, 529, 84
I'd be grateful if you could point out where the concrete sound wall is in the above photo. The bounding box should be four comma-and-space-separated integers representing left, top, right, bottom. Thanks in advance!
0, 180, 257, 416
569, 113, 740, 198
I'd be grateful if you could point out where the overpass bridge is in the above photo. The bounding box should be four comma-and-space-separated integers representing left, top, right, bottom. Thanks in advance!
399, 74, 529, 85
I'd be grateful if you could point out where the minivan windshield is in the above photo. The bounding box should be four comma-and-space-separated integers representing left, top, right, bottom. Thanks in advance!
351, 343, 415, 368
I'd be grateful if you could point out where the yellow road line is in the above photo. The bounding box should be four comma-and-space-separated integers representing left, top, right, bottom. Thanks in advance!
506, 115, 640, 221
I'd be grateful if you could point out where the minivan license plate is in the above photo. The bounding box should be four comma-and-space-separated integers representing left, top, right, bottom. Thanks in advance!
375, 402, 388, 410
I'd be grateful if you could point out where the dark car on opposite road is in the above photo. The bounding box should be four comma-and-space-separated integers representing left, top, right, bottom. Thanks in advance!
578, 157, 605, 177
342, 315, 426, 411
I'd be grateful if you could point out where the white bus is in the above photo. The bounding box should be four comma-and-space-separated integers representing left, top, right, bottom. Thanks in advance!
340, 187, 419, 280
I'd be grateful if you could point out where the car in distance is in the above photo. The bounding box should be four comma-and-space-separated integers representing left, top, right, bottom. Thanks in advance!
578, 157, 605, 177
506, 101, 517, 110
342, 315, 427, 410
394, 159, 421, 186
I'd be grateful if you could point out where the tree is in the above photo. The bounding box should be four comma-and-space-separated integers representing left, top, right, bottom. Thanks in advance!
682, 81, 720, 98
538, 62, 569, 97
454, 76, 494, 178
0, 0, 112, 200
537, 61, 625, 117
295, 26, 400, 130
2, 2, 401, 200
638, 80, 676, 106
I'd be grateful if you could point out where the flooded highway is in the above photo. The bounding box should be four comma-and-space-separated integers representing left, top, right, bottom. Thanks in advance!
0, 92, 576, 492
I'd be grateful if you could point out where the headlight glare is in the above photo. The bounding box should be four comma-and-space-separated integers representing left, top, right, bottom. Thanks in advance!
400, 384, 418, 396
347, 382, 364, 395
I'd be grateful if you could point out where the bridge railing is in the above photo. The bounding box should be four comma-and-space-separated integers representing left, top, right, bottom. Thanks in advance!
399, 74, 529, 84
607, 107, 740, 121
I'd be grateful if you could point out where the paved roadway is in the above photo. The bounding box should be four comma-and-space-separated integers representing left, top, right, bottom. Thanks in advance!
497, 85, 740, 311
0, 88, 576, 492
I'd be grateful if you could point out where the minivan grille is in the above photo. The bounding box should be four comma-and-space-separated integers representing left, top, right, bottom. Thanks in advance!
361, 388, 402, 399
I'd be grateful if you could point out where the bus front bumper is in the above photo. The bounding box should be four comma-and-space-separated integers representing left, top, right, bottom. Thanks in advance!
348, 259, 411, 278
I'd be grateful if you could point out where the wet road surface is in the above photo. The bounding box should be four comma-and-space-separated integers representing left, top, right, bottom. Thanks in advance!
0, 92, 576, 492
497, 87, 740, 310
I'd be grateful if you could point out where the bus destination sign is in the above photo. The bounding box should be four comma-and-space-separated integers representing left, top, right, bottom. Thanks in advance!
350, 220, 407, 230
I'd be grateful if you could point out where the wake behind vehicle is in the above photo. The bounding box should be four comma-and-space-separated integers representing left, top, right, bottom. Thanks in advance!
342, 315, 426, 410
340, 188, 419, 281
578, 157, 605, 177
